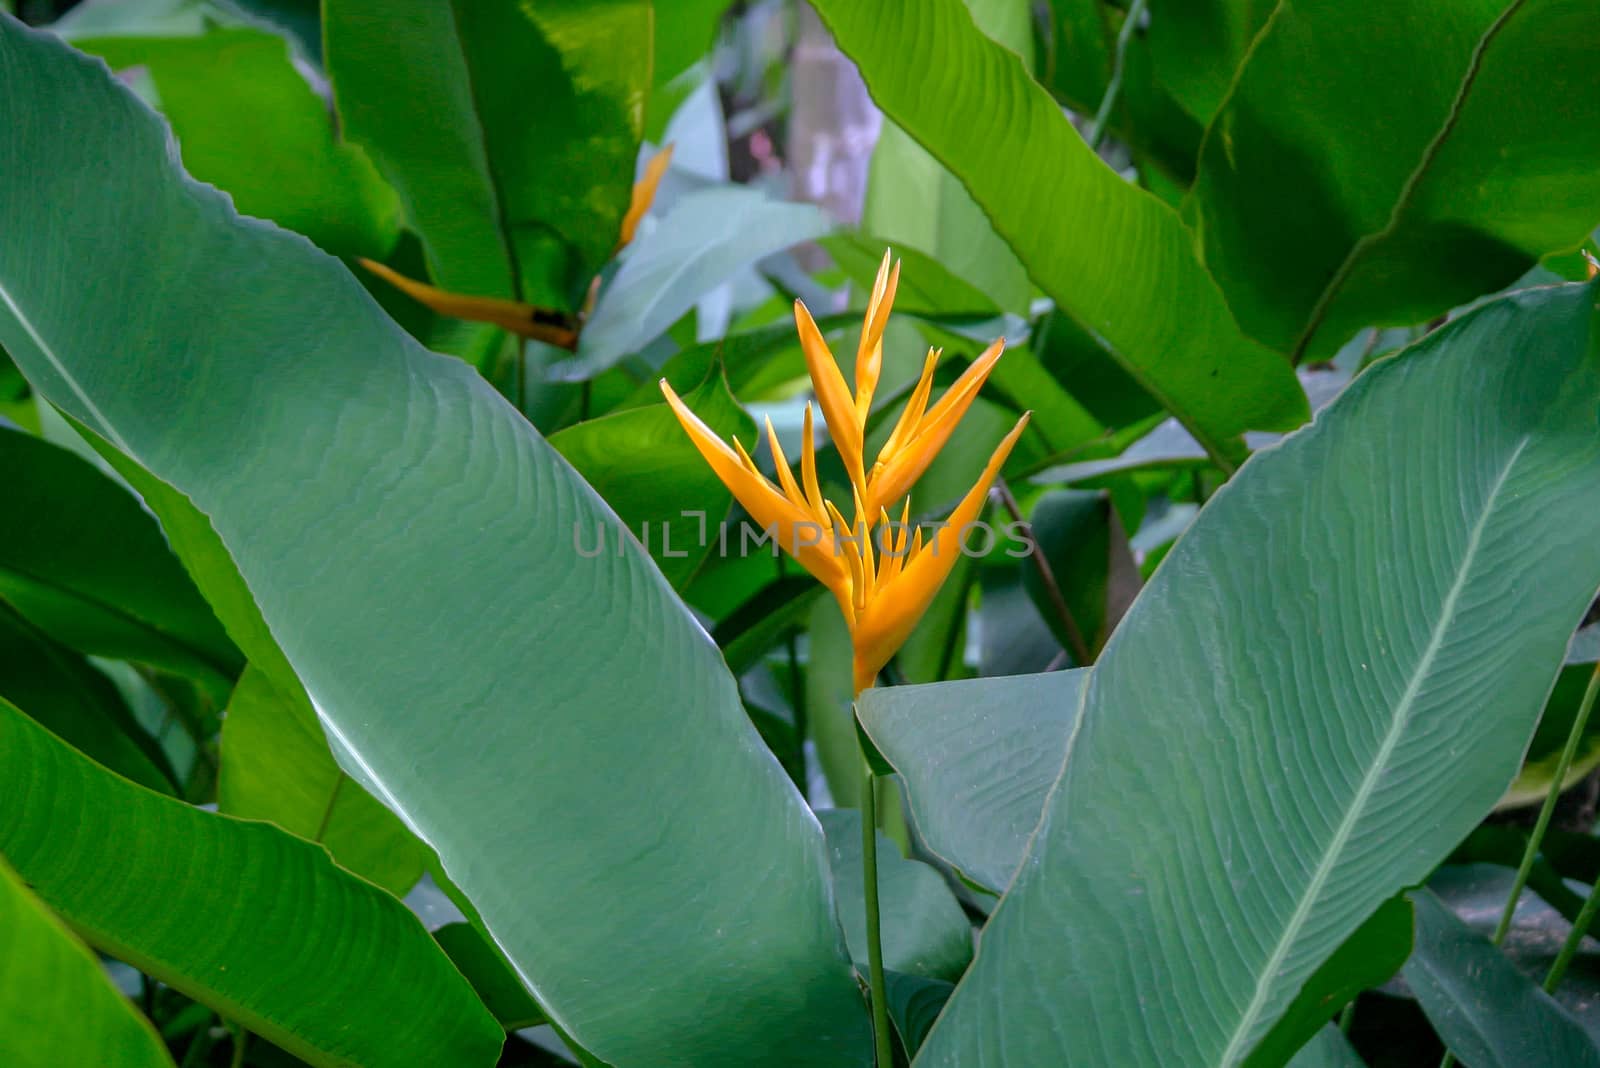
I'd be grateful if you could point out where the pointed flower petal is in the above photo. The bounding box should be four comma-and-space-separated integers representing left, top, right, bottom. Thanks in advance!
851, 412, 1030, 693
794, 299, 866, 494
660, 380, 847, 595
618, 144, 674, 249
865, 339, 1006, 516
358, 259, 578, 349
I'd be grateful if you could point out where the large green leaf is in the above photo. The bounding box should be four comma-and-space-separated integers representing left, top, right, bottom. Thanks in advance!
810, 0, 1308, 467
0, 20, 868, 1065
0, 424, 239, 696
0, 601, 176, 795
0, 698, 501, 1067
1187, 0, 1600, 360
324, 0, 649, 308
917, 282, 1600, 1065
63, 14, 399, 259
218, 666, 426, 896
1285, 1028, 1365, 1068
549, 366, 754, 587
559, 186, 831, 379
1143, 0, 1275, 126
0, 851, 176, 1068
857, 670, 1086, 895
1405, 889, 1600, 1067
862, 0, 1032, 315
818, 809, 973, 983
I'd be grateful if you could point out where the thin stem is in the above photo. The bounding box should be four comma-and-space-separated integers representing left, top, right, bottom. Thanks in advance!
228, 1021, 249, 1068
1489, 660, 1600, 945
1439, 659, 1600, 1068
1085, 0, 1148, 151
179, 1014, 218, 1068
516, 338, 529, 417
1545, 874, 1600, 993
1337, 999, 1356, 1035
857, 711, 892, 1067
992, 478, 1094, 666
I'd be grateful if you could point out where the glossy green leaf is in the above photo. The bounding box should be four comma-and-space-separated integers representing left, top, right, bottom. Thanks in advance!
550, 368, 754, 587
559, 186, 831, 379
0, 851, 176, 1068
0, 424, 239, 696
0, 21, 868, 1065
0, 602, 176, 795
1188, 0, 1600, 359
1144, 0, 1275, 125
325, 0, 649, 307
0, 698, 501, 1067
218, 666, 426, 896
434, 922, 546, 1032
1405, 889, 1600, 1067
822, 233, 997, 317
857, 670, 1086, 894
862, 0, 1032, 315
918, 281, 1600, 1065
818, 809, 972, 983
812, 0, 1307, 468
1243, 896, 1413, 1068
64, 19, 400, 259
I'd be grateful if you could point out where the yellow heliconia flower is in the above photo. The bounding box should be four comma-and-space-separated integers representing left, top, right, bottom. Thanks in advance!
662, 251, 1029, 695
357, 144, 675, 350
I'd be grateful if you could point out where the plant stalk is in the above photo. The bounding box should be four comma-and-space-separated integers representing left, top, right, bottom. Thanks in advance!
1490, 659, 1600, 945
857, 713, 893, 1066
1440, 657, 1600, 1068
993, 478, 1094, 665
1086, 0, 1148, 152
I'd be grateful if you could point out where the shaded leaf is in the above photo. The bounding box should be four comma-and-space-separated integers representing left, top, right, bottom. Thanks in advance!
818, 809, 973, 983
1188, 0, 1600, 358
0, 697, 502, 1068
0, 425, 239, 696
1405, 889, 1600, 1068
325, 0, 649, 307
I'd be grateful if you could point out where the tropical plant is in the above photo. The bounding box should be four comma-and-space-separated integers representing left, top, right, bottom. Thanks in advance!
2, 1, 1600, 1066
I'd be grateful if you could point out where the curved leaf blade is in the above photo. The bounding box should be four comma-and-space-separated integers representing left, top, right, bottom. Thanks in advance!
0, 698, 502, 1068
1405, 889, 1600, 1068
0, 21, 869, 1066
856, 670, 1086, 895
810, 0, 1308, 466
919, 282, 1600, 1065
324, 0, 648, 307
0, 424, 239, 694
1188, 0, 1600, 358
0, 851, 176, 1068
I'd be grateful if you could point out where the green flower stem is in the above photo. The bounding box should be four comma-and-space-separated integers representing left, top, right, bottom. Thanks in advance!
857, 716, 893, 1067
1545, 877, 1600, 993
1085, 0, 1148, 152
1441, 657, 1600, 1068
1491, 659, 1600, 945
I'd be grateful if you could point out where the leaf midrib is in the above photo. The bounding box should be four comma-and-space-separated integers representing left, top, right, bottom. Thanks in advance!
1218, 435, 1530, 1064
1287, 0, 1531, 363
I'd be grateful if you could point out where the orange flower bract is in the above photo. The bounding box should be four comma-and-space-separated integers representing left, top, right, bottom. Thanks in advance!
662, 250, 1029, 694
